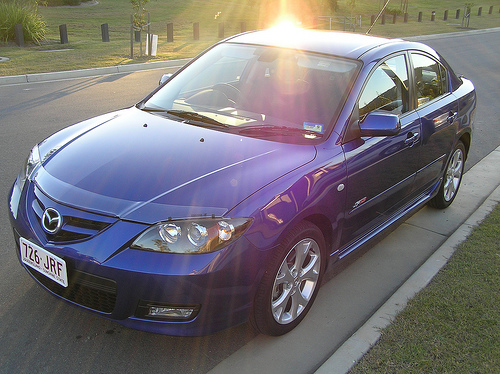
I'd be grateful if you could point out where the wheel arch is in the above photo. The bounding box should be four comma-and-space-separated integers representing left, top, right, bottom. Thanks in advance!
302, 214, 335, 257
459, 131, 471, 160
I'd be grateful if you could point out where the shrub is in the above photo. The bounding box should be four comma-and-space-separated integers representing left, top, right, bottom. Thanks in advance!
385, 7, 403, 16
0, 0, 46, 44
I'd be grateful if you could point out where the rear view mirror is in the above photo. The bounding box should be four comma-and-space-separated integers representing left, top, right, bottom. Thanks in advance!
359, 111, 401, 137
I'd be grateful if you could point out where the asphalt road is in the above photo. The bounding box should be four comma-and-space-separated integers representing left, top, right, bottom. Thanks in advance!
0, 29, 498, 373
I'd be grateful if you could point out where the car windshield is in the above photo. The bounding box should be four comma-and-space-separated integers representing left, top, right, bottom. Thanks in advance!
142, 43, 360, 143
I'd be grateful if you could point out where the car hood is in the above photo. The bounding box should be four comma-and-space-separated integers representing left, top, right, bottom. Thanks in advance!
35, 107, 316, 224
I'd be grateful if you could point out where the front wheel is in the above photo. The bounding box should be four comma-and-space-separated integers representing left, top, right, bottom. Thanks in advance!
429, 141, 466, 209
250, 221, 325, 336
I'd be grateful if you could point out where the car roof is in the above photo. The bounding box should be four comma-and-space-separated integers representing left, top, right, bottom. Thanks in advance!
225, 28, 402, 60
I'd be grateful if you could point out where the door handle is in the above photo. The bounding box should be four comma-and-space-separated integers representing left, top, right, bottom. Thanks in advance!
447, 111, 458, 124
404, 132, 420, 146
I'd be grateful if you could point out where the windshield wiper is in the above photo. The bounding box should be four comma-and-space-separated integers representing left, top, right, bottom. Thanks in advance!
140, 106, 167, 112
238, 124, 323, 138
165, 110, 229, 128
140, 107, 229, 129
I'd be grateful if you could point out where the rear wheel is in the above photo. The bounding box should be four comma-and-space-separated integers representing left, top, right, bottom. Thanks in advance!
429, 141, 466, 209
251, 221, 325, 336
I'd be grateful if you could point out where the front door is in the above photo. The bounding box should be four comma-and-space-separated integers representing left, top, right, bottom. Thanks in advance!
341, 54, 422, 247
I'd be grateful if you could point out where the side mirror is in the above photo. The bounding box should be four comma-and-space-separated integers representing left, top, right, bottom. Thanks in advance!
359, 111, 401, 137
159, 73, 173, 85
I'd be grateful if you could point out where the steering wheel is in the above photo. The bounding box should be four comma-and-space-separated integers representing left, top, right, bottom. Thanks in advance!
212, 83, 240, 102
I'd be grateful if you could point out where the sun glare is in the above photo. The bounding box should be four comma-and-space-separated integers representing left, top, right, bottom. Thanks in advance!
270, 17, 302, 30
257, 0, 318, 29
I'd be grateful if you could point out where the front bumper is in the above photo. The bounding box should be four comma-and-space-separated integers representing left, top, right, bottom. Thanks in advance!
9, 181, 266, 336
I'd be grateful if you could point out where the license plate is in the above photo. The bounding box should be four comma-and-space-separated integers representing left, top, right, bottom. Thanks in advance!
20, 238, 68, 288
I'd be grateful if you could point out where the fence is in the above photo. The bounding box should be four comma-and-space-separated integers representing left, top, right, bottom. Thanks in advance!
317, 16, 362, 32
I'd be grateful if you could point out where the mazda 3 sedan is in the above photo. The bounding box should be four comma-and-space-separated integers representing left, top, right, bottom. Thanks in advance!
8, 28, 475, 336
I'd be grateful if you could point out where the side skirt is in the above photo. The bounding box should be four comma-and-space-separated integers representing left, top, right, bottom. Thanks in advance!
333, 179, 441, 263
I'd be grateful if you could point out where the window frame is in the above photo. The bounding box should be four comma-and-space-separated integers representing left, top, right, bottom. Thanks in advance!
408, 51, 451, 110
357, 53, 411, 120
342, 50, 454, 144
342, 52, 412, 143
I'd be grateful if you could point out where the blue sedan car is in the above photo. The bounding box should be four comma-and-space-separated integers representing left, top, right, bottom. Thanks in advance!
9, 28, 475, 336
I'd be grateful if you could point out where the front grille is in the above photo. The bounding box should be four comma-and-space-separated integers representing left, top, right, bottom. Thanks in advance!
32, 187, 115, 242
27, 267, 117, 314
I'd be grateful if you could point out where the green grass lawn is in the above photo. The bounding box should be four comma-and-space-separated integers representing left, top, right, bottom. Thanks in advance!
1, 0, 499, 76
349, 203, 500, 373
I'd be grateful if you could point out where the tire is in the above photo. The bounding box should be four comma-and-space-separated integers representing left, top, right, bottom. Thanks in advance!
250, 221, 325, 336
429, 141, 466, 209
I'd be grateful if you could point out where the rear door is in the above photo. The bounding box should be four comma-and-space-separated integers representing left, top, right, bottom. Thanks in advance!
410, 52, 459, 193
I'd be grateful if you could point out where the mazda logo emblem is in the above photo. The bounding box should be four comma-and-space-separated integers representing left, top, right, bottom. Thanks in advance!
42, 208, 62, 234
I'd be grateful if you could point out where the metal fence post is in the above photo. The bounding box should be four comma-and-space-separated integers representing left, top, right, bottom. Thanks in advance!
193, 22, 199, 40
101, 23, 109, 42
167, 23, 173, 42
130, 15, 133, 59
147, 13, 151, 57
218, 22, 224, 38
15, 24, 24, 47
59, 24, 68, 44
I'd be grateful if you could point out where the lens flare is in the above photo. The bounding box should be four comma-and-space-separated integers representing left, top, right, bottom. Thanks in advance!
270, 18, 302, 30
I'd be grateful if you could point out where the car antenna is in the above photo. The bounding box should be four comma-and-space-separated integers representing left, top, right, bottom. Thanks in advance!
366, 0, 391, 35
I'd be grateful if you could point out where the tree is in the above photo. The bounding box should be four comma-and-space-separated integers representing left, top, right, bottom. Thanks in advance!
131, 0, 149, 29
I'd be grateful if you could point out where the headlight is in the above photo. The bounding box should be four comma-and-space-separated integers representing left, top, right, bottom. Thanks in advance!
18, 144, 41, 189
131, 217, 252, 254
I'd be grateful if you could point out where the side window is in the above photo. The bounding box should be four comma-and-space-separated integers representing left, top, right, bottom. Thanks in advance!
359, 54, 409, 118
411, 53, 448, 107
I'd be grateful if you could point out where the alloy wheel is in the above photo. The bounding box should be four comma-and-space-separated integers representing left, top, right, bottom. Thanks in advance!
271, 238, 321, 324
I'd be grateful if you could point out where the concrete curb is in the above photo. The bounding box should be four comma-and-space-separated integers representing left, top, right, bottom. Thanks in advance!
0, 58, 192, 86
405, 26, 500, 41
314, 146, 500, 374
